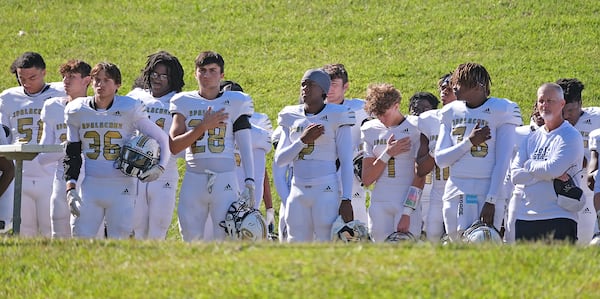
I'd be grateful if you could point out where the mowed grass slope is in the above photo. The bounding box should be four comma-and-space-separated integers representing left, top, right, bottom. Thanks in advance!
0, 1, 600, 297
2, 239, 600, 298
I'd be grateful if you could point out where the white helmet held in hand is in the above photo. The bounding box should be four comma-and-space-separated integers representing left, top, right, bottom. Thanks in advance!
116, 135, 160, 178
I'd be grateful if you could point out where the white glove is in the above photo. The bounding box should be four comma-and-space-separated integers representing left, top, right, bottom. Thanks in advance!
66, 188, 82, 217
139, 165, 165, 182
266, 208, 275, 226
240, 179, 256, 208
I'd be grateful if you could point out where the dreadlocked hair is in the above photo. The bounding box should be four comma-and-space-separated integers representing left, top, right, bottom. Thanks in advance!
142, 51, 185, 93
451, 63, 491, 96
364, 83, 401, 116
555, 78, 584, 104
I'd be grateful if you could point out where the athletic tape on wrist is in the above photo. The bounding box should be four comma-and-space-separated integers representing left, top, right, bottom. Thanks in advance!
378, 152, 391, 164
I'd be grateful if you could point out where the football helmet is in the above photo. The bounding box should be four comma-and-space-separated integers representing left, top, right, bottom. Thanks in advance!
116, 135, 160, 178
384, 231, 417, 243
461, 220, 502, 244
589, 233, 600, 246
220, 201, 267, 241
331, 215, 372, 242
352, 151, 364, 184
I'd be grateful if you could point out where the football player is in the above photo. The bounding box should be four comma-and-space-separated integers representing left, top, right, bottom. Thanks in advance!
556, 78, 599, 244
271, 125, 292, 241
361, 83, 422, 242
63, 62, 170, 239
589, 129, 600, 241
435, 62, 521, 242
126, 51, 185, 240
0, 125, 15, 234
37, 60, 91, 238
220, 81, 274, 219
0, 52, 66, 237
323, 63, 370, 224
416, 75, 457, 242
170, 51, 255, 242
274, 68, 354, 242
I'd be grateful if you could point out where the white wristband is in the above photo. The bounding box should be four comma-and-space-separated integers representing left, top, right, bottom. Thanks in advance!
377, 151, 391, 164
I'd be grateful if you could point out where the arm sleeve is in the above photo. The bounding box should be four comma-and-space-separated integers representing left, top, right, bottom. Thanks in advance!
234, 128, 254, 181
233, 114, 251, 132
510, 137, 536, 185
136, 117, 171, 168
272, 163, 291, 205
434, 122, 473, 168
273, 126, 306, 167
336, 125, 353, 199
486, 123, 517, 199
63, 141, 82, 181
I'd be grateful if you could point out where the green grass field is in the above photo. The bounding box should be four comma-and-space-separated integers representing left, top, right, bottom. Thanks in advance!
1, 0, 600, 297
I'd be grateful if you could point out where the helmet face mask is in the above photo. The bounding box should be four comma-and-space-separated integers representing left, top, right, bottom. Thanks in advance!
384, 231, 417, 243
352, 151, 364, 184
330, 216, 373, 243
220, 201, 267, 241
116, 135, 160, 178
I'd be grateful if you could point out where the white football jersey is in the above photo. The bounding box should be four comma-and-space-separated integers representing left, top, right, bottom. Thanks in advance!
250, 112, 273, 133
437, 97, 522, 179
418, 109, 449, 191
170, 90, 254, 167
65, 96, 148, 178
361, 116, 421, 187
39, 96, 70, 174
130, 90, 179, 180
0, 84, 66, 177
574, 107, 600, 164
41, 96, 69, 145
589, 128, 600, 152
235, 123, 272, 167
341, 98, 369, 152
277, 104, 355, 162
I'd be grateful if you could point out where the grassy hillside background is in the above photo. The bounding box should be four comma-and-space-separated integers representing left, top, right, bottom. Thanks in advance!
1, 1, 600, 297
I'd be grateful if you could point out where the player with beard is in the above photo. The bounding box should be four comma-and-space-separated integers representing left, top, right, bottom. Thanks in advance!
0, 52, 66, 237
434, 63, 521, 242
